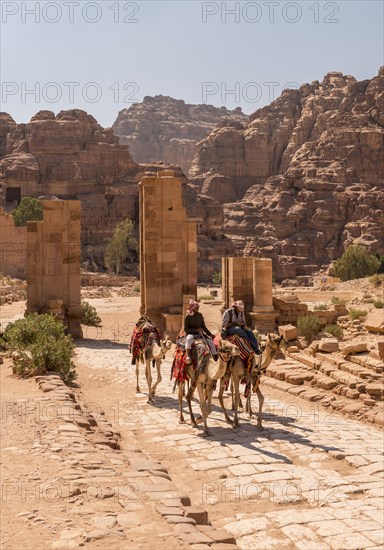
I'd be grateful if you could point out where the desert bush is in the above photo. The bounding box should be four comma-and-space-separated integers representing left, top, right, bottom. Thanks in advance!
314, 304, 328, 311
11, 197, 43, 226
297, 315, 322, 341
370, 274, 384, 287
330, 245, 380, 281
348, 309, 367, 321
331, 296, 346, 305
81, 300, 102, 327
324, 324, 343, 339
373, 300, 384, 309
132, 285, 140, 293
212, 272, 222, 285
199, 294, 213, 300
2, 314, 76, 383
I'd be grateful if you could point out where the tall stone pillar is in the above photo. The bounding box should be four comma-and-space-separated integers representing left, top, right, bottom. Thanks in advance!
26, 200, 82, 339
139, 171, 197, 339
221, 257, 254, 310
250, 258, 277, 333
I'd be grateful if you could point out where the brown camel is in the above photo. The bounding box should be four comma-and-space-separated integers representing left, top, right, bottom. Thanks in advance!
136, 331, 173, 403
217, 333, 286, 429
177, 339, 240, 436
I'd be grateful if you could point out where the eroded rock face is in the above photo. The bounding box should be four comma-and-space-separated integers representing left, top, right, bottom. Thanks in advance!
0, 112, 230, 280
0, 109, 142, 266
191, 69, 384, 280
112, 95, 247, 176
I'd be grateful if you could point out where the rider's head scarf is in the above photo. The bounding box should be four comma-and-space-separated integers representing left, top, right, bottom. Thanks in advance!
187, 299, 200, 314
231, 300, 244, 312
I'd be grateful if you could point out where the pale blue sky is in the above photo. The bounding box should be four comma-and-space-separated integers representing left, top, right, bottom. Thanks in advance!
1, 0, 383, 127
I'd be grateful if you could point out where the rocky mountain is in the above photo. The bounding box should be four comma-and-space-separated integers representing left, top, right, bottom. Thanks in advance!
190, 68, 384, 280
0, 109, 229, 279
112, 95, 247, 176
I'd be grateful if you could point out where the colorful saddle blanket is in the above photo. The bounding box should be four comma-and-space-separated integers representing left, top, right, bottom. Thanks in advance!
171, 332, 210, 382
130, 318, 162, 364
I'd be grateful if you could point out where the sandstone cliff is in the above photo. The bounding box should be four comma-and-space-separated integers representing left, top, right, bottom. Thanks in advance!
191, 68, 384, 280
112, 95, 247, 176
0, 110, 228, 280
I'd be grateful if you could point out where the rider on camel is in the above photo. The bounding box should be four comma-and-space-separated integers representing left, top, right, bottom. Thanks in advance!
221, 300, 261, 355
184, 299, 217, 362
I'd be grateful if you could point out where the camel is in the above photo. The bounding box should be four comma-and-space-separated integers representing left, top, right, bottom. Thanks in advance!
134, 322, 173, 403
175, 338, 240, 436
217, 333, 286, 430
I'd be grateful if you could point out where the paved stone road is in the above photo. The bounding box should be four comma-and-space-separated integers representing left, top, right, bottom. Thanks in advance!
74, 340, 384, 550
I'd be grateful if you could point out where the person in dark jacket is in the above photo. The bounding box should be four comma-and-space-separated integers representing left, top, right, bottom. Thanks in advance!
184, 300, 216, 362
221, 300, 261, 354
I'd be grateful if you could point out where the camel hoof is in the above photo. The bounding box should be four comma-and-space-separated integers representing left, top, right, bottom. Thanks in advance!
179, 419, 185, 424
195, 416, 204, 425
202, 431, 210, 437
233, 422, 239, 429
256, 424, 264, 431
226, 418, 233, 425
136, 388, 140, 393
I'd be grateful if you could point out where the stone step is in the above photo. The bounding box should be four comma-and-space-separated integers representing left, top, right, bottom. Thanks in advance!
270, 358, 382, 402
346, 354, 384, 374
263, 374, 384, 427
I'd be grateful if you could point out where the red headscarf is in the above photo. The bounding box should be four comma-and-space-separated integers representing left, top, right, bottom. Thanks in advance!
231, 300, 244, 311
187, 299, 200, 314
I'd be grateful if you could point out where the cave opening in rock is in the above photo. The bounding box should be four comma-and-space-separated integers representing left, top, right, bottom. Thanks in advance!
5, 187, 21, 205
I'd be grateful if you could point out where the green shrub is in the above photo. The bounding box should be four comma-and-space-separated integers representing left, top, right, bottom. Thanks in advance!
199, 294, 213, 300
314, 304, 328, 311
11, 197, 43, 226
297, 315, 322, 341
324, 324, 343, 339
81, 300, 102, 327
330, 245, 380, 281
3, 314, 76, 383
348, 309, 367, 321
212, 272, 222, 285
373, 300, 384, 309
370, 274, 384, 287
331, 296, 346, 305
132, 285, 140, 293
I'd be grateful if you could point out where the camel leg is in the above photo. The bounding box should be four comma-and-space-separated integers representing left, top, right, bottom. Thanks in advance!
196, 381, 209, 436
233, 375, 241, 428
231, 378, 243, 410
205, 382, 213, 417
136, 362, 140, 393
186, 381, 197, 426
145, 360, 153, 403
218, 378, 233, 424
178, 381, 185, 424
151, 358, 162, 396
255, 386, 264, 430
246, 392, 253, 418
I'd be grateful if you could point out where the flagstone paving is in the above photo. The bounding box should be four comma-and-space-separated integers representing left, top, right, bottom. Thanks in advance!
73, 341, 384, 550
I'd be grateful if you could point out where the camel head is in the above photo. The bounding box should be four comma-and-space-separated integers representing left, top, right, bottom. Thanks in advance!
265, 333, 287, 355
218, 339, 241, 361
161, 337, 173, 354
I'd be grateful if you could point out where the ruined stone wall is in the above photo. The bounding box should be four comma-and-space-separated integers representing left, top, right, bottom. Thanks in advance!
26, 200, 82, 338
0, 208, 27, 278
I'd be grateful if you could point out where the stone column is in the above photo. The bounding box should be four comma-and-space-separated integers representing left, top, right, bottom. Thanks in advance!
139, 170, 197, 339
26, 200, 82, 339
250, 258, 277, 333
